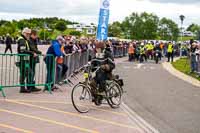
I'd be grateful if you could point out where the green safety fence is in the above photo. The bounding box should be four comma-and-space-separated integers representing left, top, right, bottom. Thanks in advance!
0, 53, 55, 97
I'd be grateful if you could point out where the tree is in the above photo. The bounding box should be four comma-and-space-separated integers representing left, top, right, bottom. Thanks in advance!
187, 23, 200, 33
121, 17, 131, 37
108, 21, 122, 37
0, 27, 7, 36
187, 23, 200, 39
120, 12, 159, 40
0, 20, 9, 26
139, 12, 159, 39
0, 21, 16, 36
0, 17, 75, 37
55, 21, 67, 32
69, 31, 81, 37
158, 18, 179, 40
39, 29, 51, 40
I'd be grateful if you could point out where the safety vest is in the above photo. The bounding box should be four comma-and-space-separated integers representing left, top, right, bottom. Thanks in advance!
145, 44, 150, 50
17, 36, 30, 50
128, 47, 134, 54
167, 44, 173, 53
140, 47, 145, 54
17, 36, 31, 61
150, 44, 154, 50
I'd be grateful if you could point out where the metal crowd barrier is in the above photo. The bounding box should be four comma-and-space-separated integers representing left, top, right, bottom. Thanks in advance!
113, 46, 128, 58
0, 48, 127, 97
57, 51, 89, 84
88, 50, 95, 61
0, 54, 55, 97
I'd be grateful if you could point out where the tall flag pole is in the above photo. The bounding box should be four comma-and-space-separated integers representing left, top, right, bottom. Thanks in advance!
96, 0, 110, 41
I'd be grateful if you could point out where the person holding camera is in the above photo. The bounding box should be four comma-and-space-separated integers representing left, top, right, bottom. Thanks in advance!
190, 42, 198, 73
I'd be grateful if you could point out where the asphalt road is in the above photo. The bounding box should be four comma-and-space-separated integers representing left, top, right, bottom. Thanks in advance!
115, 60, 200, 133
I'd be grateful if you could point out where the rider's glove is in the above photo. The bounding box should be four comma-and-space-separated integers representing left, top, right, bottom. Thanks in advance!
101, 64, 110, 71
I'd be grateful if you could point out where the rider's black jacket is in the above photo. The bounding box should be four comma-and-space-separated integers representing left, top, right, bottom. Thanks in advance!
154, 46, 161, 51
91, 50, 115, 86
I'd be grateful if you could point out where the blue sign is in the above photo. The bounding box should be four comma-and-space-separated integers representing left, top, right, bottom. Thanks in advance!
97, 0, 110, 41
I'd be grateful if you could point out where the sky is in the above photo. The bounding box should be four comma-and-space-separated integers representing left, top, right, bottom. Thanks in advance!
0, 0, 199, 27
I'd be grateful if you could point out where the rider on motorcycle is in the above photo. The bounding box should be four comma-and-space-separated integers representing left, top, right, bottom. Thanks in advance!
92, 43, 115, 89
153, 43, 162, 61
90, 42, 115, 104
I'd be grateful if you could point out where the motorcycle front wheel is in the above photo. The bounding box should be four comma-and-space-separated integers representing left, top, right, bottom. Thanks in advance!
71, 83, 93, 113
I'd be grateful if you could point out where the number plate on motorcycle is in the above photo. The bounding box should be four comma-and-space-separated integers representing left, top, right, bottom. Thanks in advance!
84, 73, 89, 79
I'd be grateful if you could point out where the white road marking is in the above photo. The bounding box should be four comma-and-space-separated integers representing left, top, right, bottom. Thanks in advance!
119, 63, 157, 71
122, 103, 160, 133
123, 66, 131, 69
150, 67, 155, 70
133, 66, 138, 69
137, 64, 144, 69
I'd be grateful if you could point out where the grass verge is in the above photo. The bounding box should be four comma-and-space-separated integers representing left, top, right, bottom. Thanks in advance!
172, 57, 200, 81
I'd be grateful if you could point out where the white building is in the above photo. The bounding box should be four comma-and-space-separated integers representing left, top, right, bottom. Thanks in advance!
183, 31, 195, 37
179, 31, 195, 37
67, 23, 96, 35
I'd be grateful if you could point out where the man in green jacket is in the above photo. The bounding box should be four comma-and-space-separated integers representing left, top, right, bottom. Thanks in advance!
29, 30, 42, 92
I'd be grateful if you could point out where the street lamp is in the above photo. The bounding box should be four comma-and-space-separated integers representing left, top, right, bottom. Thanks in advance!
179, 15, 185, 42
44, 22, 48, 42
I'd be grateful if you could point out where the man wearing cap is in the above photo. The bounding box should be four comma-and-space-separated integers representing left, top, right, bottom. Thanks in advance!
17, 27, 34, 93
4, 33, 13, 54
44, 36, 65, 91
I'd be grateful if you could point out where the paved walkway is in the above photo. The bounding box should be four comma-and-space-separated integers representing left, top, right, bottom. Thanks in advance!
0, 76, 145, 133
0, 51, 151, 133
